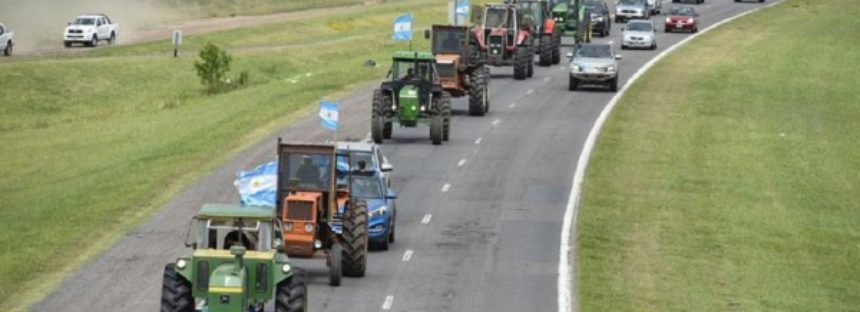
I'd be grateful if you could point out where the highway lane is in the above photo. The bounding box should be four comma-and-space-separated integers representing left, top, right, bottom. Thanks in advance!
34, 1, 772, 311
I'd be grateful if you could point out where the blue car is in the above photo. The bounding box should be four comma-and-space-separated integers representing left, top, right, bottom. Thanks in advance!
350, 171, 398, 250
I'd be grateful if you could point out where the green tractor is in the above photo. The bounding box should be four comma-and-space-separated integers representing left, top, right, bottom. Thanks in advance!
552, 0, 592, 44
371, 51, 451, 145
161, 204, 307, 312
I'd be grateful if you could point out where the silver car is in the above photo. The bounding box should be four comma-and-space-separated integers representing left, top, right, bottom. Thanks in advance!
337, 141, 394, 185
615, 0, 650, 22
622, 20, 657, 50
567, 43, 623, 92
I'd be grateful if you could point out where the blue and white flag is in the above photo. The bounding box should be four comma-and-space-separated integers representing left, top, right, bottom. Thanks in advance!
319, 101, 339, 131
456, 0, 470, 17
393, 13, 413, 41
234, 161, 278, 207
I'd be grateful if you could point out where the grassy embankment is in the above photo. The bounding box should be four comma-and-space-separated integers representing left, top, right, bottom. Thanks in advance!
577, 0, 859, 310
160, 0, 365, 18
0, 0, 443, 310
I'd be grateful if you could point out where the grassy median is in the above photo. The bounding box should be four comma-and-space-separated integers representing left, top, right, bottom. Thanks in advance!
0, 0, 442, 310
577, 0, 860, 310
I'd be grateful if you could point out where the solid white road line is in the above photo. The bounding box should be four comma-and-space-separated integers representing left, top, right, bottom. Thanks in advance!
458, 159, 467, 167
402, 250, 414, 262
441, 183, 451, 193
474, 137, 483, 145
421, 214, 433, 224
557, 2, 786, 312
382, 295, 394, 310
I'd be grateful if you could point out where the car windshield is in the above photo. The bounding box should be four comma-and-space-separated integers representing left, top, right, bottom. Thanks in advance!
671, 7, 695, 16
585, 3, 606, 13
626, 22, 652, 31
344, 151, 375, 170
352, 175, 383, 199
618, 0, 641, 5
575, 45, 612, 58
72, 18, 96, 25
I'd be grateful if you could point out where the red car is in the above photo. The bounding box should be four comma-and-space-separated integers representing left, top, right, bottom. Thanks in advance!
665, 6, 699, 33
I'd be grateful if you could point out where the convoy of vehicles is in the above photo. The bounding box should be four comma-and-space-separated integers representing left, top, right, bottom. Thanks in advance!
622, 20, 657, 50
63, 14, 118, 47
0, 23, 13, 56
473, 2, 536, 80
427, 24, 492, 116
665, 6, 700, 33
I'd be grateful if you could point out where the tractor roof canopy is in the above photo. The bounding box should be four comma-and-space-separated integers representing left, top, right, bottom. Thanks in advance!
393, 50, 436, 62
197, 204, 275, 220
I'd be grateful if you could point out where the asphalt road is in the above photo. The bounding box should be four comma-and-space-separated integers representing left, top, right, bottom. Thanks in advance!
35, 1, 772, 311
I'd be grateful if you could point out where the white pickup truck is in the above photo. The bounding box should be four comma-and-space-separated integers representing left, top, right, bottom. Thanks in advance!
63, 14, 119, 48
0, 23, 13, 56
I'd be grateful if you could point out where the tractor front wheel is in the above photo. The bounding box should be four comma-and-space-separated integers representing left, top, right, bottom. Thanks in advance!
513, 46, 529, 80
527, 45, 535, 78
383, 122, 392, 139
468, 68, 488, 116
275, 268, 308, 312
440, 92, 452, 141
161, 264, 193, 312
341, 200, 368, 277
430, 116, 443, 145
371, 90, 387, 143
538, 35, 552, 66
328, 243, 342, 286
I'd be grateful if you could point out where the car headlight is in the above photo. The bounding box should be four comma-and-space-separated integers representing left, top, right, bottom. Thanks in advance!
606, 66, 616, 72
666, 17, 672, 23
686, 18, 694, 23
369, 206, 387, 217
594, 16, 604, 22
570, 64, 582, 72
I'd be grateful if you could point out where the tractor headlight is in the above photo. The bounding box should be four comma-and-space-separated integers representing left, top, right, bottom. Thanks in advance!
176, 259, 187, 269
420, 105, 426, 112
304, 223, 314, 232
314, 239, 323, 249
369, 206, 387, 217
284, 222, 293, 232
281, 264, 291, 273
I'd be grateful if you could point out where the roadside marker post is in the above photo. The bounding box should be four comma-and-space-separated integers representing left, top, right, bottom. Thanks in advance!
172, 30, 182, 58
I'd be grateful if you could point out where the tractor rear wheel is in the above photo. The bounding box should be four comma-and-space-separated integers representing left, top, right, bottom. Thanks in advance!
341, 200, 368, 277
275, 268, 308, 312
161, 264, 193, 312
468, 68, 488, 116
439, 92, 452, 141
513, 46, 529, 80
371, 90, 386, 143
538, 36, 552, 66
383, 122, 392, 139
552, 31, 562, 64
429, 115, 443, 145
328, 243, 342, 286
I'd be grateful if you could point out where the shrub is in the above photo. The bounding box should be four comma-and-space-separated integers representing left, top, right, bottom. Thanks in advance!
194, 43, 232, 93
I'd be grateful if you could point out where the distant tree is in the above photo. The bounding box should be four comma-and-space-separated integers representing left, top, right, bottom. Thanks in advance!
194, 43, 232, 93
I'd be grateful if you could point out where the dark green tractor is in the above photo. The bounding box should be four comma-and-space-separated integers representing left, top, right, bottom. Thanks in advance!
552, 0, 592, 44
371, 51, 451, 145
161, 204, 307, 312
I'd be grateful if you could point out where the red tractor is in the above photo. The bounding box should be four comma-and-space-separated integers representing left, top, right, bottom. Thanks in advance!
471, 2, 537, 80
513, 0, 562, 66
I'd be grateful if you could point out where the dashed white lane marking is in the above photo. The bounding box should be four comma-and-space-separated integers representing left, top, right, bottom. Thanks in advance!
474, 137, 483, 145
382, 295, 394, 310
492, 119, 501, 126
544, 76, 551, 82
421, 214, 433, 224
608, 40, 614, 45
458, 159, 467, 167
509, 102, 517, 108
441, 183, 451, 193
527, 88, 534, 94
402, 250, 414, 262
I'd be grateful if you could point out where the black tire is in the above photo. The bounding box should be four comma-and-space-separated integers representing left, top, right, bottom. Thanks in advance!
437, 92, 452, 141
377, 228, 390, 250
341, 200, 368, 277
538, 36, 552, 66
328, 244, 342, 286
429, 115, 443, 145
383, 122, 392, 139
3, 42, 11, 56
651, 42, 657, 50
64, 41, 71, 48
468, 68, 488, 116
568, 76, 578, 91
275, 268, 308, 312
90, 35, 98, 47
609, 76, 619, 92
513, 46, 529, 80
371, 90, 386, 143
552, 31, 562, 64
161, 264, 193, 312
108, 32, 115, 45
389, 212, 396, 243
527, 45, 535, 78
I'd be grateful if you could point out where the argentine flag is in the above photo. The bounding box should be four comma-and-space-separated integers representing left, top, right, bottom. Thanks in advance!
234, 161, 278, 207
456, 0, 470, 17
393, 13, 413, 41
319, 101, 339, 131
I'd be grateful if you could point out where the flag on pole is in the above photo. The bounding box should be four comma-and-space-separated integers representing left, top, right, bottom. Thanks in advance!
234, 161, 278, 207
319, 101, 339, 131
456, 0, 470, 17
393, 13, 413, 41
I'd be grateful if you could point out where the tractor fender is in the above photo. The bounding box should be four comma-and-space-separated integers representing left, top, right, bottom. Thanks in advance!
472, 27, 486, 48
516, 31, 531, 46
543, 19, 557, 35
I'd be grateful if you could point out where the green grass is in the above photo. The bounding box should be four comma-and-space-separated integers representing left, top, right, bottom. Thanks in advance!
0, 0, 443, 310
576, 0, 860, 310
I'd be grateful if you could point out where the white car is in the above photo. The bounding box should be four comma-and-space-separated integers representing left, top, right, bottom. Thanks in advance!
64, 14, 118, 48
0, 23, 13, 56
622, 20, 657, 50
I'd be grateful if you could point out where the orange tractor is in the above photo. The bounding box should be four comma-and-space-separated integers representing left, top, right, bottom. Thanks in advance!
275, 141, 369, 286
426, 24, 491, 116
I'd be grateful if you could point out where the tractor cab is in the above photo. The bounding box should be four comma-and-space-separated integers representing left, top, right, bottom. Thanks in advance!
381, 51, 442, 126
429, 25, 475, 96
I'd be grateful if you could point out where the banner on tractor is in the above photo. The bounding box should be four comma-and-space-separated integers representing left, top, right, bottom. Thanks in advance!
393, 13, 413, 41
234, 160, 278, 207
319, 101, 339, 131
